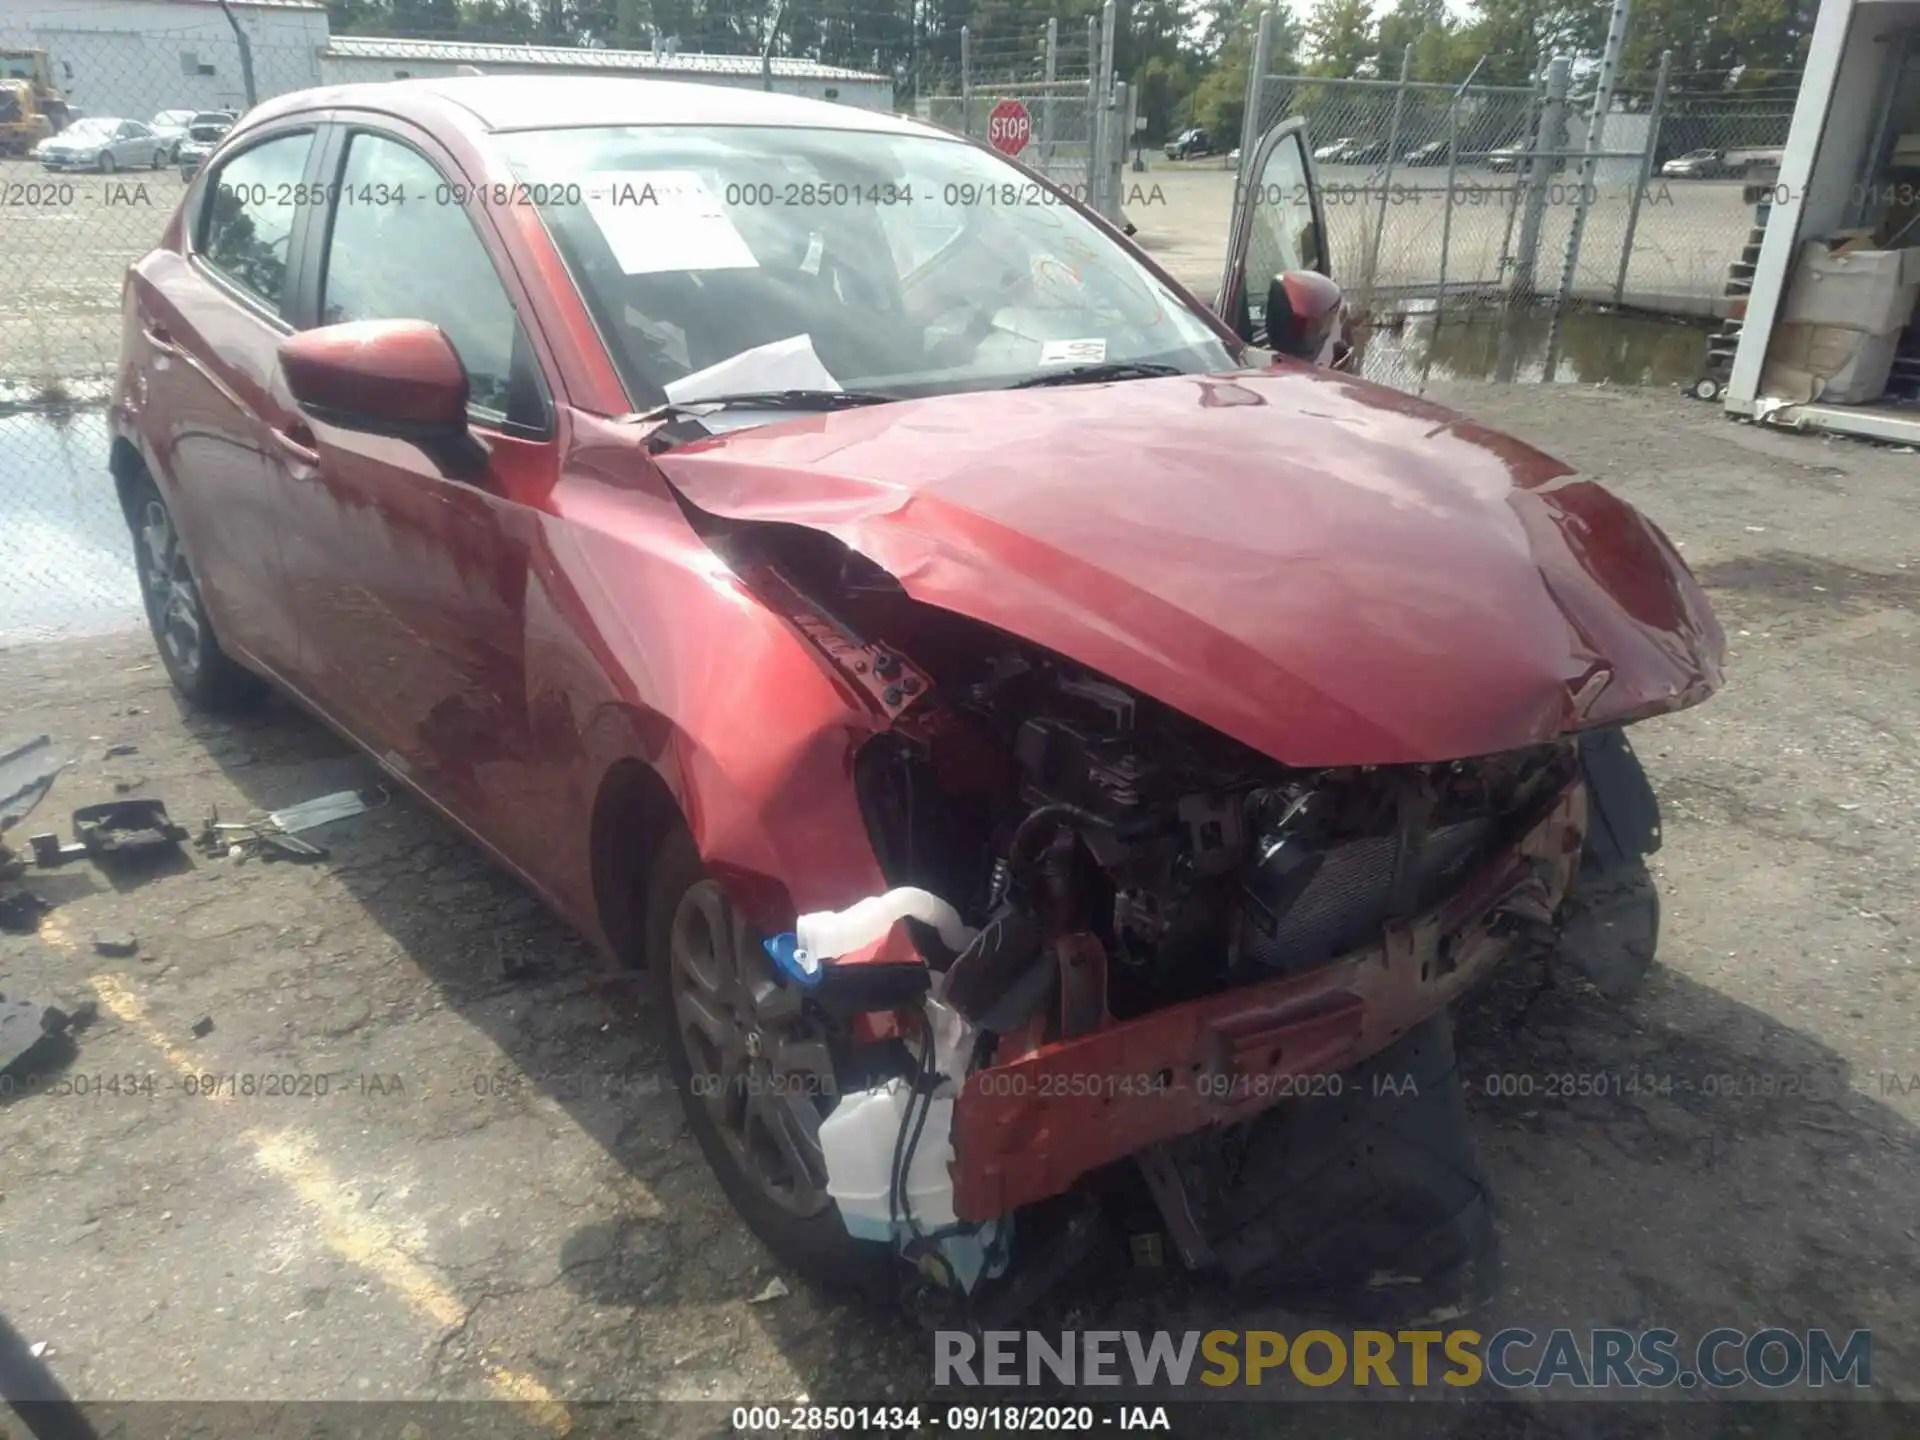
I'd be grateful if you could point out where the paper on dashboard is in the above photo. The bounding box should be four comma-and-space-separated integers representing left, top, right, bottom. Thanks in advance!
663, 333, 843, 404
584, 170, 758, 276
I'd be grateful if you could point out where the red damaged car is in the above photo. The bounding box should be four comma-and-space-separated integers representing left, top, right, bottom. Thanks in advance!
110, 78, 1722, 1316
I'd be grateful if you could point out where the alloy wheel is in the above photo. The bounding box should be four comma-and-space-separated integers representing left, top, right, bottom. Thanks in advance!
668, 880, 838, 1217
138, 499, 204, 679
98, 151, 115, 174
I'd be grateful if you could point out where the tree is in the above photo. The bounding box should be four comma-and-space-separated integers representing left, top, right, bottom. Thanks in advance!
1306, 0, 1377, 79
1185, 1, 1300, 143
1452, 0, 1607, 86
1376, 0, 1458, 81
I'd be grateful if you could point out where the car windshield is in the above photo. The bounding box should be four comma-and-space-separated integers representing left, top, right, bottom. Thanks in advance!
499, 123, 1234, 409
154, 110, 193, 126
65, 118, 115, 138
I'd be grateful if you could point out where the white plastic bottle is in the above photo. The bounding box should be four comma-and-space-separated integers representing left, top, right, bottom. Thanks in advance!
816, 1079, 957, 1242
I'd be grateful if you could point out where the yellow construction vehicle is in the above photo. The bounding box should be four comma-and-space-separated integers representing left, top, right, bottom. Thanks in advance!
0, 49, 72, 155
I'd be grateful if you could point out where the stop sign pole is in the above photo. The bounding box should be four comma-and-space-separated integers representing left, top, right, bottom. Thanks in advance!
988, 98, 1032, 157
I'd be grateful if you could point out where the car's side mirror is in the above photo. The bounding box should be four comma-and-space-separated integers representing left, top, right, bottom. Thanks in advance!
278, 319, 487, 480
1265, 271, 1344, 363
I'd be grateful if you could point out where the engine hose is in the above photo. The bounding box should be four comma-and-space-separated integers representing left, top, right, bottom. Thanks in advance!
1005, 802, 1107, 885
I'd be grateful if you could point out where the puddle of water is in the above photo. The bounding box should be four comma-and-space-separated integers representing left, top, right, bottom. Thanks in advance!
0, 408, 145, 645
1350, 304, 1713, 390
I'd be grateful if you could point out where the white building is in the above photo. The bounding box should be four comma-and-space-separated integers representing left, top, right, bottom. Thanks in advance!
319, 36, 895, 112
0, 3, 895, 128
0, 0, 328, 121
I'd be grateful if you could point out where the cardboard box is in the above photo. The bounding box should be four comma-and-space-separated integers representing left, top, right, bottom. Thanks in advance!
1779, 242, 1920, 333
1760, 322, 1900, 405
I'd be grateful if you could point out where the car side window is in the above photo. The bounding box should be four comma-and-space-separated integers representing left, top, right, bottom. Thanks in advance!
199, 131, 315, 315
320, 131, 545, 428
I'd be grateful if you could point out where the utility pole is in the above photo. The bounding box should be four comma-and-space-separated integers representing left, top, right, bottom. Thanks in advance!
1553, 0, 1632, 314
1512, 56, 1570, 298
214, 0, 256, 108
759, 0, 785, 92
1613, 48, 1672, 305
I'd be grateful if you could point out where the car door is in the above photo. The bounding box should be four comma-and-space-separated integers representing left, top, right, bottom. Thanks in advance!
133, 123, 322, 677
275, 120, 556, 860
1217, 116, 1332, 349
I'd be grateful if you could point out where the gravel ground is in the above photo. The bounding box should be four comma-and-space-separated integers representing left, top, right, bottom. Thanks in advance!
1, 383, 1916, 1434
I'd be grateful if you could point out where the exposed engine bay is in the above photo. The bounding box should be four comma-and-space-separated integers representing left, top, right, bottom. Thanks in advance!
713, 516, 1596, 1316
741, 523, 1580, 1027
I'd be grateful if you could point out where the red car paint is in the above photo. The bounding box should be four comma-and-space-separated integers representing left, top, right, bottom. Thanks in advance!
110, 77, 1723, 1230
652, 367, 1724, 769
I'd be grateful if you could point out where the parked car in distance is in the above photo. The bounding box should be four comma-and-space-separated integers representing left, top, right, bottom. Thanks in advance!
1661, 147, 1728, 179
1485, 140, 1527, 173
1723, 144, 1784, 178
35, 115, 165, 171
113, 78, 1723, 1320
1164, 125, 1211, 160
149, 108, 197, 161
1401, 140, 1450, 167
1312, 136, 1360, 163
176, 110, 237, 178
1342, 138, 1390, 165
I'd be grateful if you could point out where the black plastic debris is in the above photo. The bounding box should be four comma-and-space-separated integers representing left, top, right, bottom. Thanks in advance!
0, 996, 84, 1079
92, 932, 138, 958
71, 800, 189, 864
0, 890, 48, 934
190, 1016, 214, 1038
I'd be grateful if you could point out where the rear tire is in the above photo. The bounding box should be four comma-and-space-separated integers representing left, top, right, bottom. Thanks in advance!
644, 828, 891, 1298
125, 471, 265, 713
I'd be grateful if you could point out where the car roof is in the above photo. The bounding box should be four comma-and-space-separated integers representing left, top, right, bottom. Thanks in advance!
245, 75, 945, 141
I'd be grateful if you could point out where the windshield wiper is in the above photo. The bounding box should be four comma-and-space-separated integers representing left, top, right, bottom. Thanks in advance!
1007, 361, 1185, 389
636, 388, 901, 425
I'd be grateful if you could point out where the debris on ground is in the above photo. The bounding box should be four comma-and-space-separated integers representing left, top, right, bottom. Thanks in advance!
269, 788, 380, 835
194, 790, 381, 865
71, 799, 189, 863
1, 737, 66, 932
196, 810, 329, 864
26, 833, 87, 867
102, 743, 138, 759
91, 932, 138, 958
0, 737, 64, 831
747, 1277, 790, 1304
0, 995, 92, 1078
190, 1016, 214, 1038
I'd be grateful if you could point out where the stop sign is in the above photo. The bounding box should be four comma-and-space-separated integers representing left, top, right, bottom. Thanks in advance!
988, 98, 1032, 157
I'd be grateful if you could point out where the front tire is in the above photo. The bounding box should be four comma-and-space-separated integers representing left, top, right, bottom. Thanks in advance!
645, 829, 890, 1296
126, 472, 263, 712
97, 151, 115, 174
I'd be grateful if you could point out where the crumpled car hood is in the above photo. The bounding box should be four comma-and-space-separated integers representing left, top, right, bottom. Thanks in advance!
653, 366, 1724, 767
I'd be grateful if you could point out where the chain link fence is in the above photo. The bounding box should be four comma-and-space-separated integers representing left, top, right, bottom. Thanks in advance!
913, 14, 1131, 221
0, 14, 1804, 640
0, 24, 320, 642
1240, 63, 1790, 317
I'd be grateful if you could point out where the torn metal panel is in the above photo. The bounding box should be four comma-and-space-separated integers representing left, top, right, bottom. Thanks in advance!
656, 368, 1725, 769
